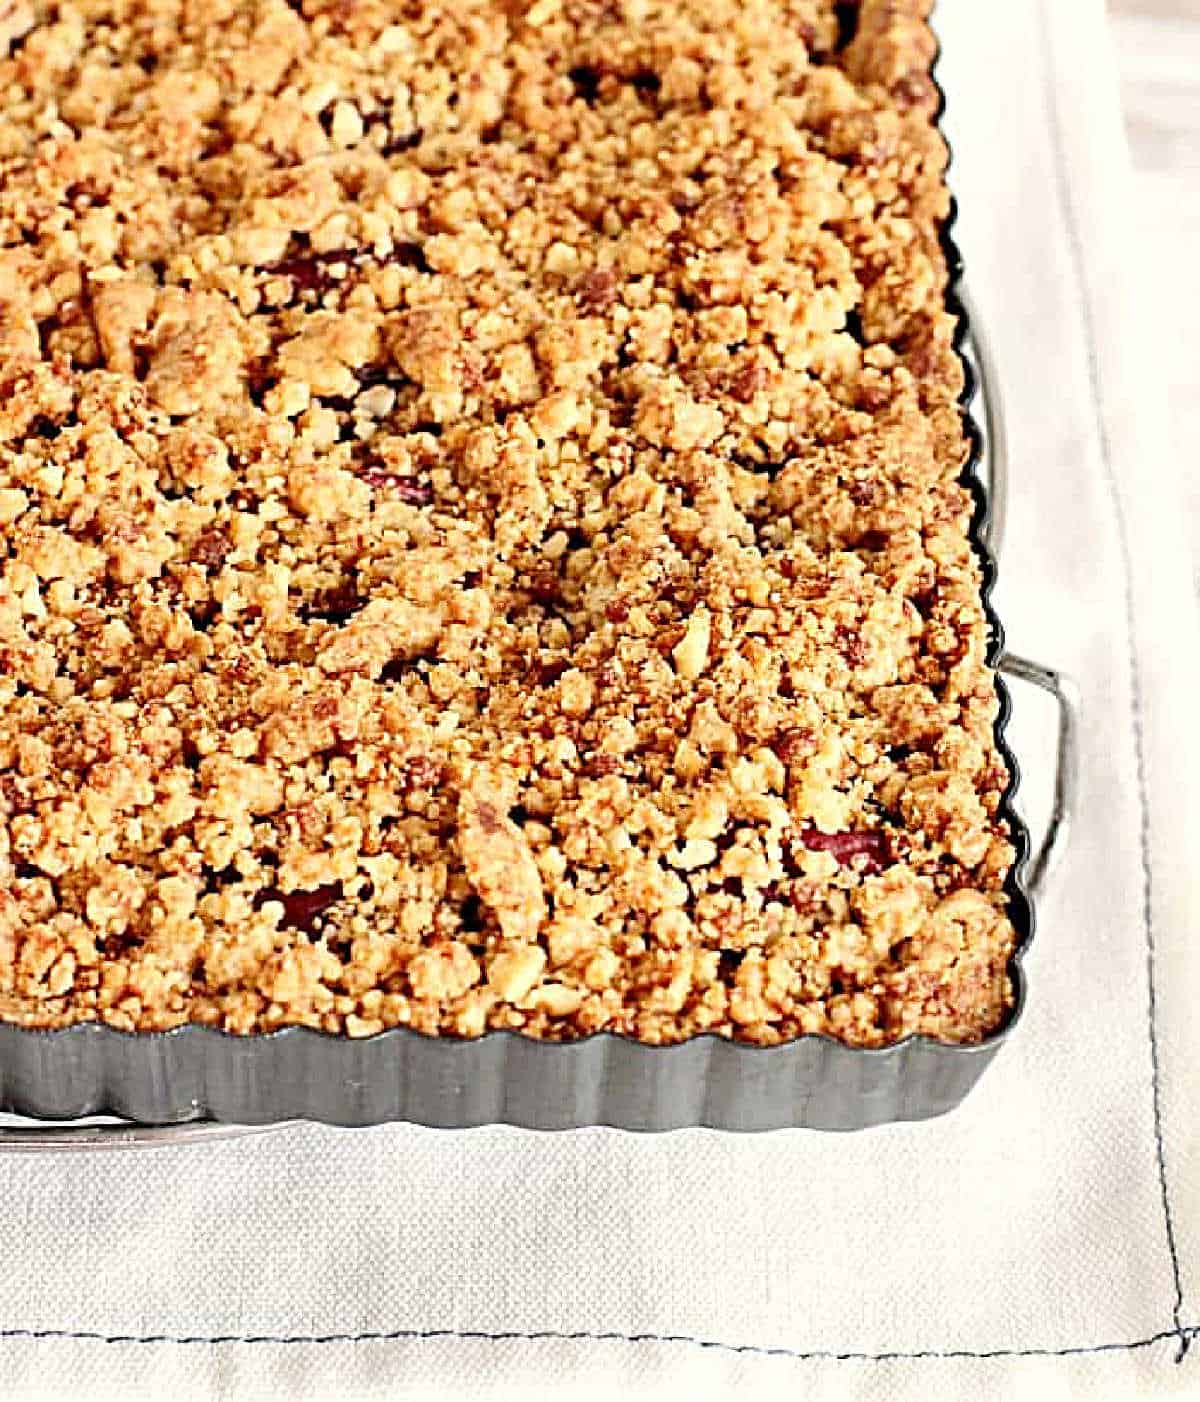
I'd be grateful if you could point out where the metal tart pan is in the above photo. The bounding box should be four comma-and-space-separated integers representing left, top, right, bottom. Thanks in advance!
0, 38, 1078, 1142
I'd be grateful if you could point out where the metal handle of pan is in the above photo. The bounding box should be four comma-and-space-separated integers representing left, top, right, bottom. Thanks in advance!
0, 1117, 285, 1151
962, 283, 1079, 898
996, 654, 1080, 899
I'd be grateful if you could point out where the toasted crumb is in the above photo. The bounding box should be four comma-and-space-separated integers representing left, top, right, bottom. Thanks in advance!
673, 609, 712, 681
0, 0, 1014, 1047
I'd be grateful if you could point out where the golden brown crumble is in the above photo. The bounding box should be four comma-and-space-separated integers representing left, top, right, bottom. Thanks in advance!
0, 0, 1015, 1047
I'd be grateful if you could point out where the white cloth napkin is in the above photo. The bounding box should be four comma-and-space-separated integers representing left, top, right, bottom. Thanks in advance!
3, 0, 1198, 1397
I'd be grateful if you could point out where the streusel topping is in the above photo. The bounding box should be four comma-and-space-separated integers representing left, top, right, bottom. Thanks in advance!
0, 0, 1015, 1045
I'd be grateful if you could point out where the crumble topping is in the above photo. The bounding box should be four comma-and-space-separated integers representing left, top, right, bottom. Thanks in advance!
0, 0, 1016, 1046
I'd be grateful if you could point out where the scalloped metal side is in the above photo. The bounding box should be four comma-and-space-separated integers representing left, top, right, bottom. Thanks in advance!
0, 18, 1034, 1134
0, 1018, 1003, 1134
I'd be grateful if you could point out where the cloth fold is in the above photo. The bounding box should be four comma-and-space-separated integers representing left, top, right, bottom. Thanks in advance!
3, 1, 1198, 1398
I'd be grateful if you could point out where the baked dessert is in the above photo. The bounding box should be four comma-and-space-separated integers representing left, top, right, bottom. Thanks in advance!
0, 0, 1015, 1047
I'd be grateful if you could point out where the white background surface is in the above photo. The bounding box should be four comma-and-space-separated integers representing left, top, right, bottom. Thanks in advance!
1110, 0, 1200, 589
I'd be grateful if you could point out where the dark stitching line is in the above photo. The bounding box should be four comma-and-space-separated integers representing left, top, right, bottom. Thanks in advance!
0, 1324, 1195, 1360
1035, 0, 1189, 1366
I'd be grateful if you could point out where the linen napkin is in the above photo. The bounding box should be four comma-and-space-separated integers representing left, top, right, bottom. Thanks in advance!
3, 0, 1198, 1397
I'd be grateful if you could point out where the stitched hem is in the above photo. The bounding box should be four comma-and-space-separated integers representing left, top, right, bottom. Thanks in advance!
1036, 0, 1190, 1365
0, 1324, 1195, 1360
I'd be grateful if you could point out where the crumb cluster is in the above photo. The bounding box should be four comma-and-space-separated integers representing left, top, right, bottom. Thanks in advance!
0, 0, 1015, 1045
